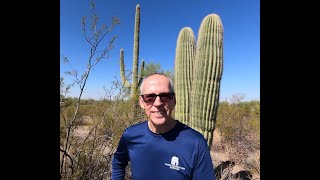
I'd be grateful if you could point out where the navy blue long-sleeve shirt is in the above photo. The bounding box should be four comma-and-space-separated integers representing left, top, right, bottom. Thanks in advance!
112, 120, 216, 180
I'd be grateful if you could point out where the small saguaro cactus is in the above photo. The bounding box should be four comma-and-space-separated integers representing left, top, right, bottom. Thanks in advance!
174, 27, 196, 125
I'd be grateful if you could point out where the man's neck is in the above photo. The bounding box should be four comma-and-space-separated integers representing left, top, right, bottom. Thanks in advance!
148, 119, 177, 134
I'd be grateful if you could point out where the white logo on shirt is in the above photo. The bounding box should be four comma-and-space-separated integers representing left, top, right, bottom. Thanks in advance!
165, 156, 185, 171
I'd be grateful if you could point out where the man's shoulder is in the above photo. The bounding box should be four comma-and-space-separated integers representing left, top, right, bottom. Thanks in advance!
123, 120, 147, 136
175, 121, 208, 149
128, 120, 147, 129
176, 121, 206, 140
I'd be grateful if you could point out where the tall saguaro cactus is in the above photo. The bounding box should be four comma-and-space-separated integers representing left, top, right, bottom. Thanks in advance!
190, 14, 223, 148
174, 14, 223, 148
131, 4, 141, 100
174, 27, 196, 125
120, 4, 141, 96
119, 4, 144, 118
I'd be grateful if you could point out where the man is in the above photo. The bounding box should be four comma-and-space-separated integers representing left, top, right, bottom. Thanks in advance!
112, 73, 216, 180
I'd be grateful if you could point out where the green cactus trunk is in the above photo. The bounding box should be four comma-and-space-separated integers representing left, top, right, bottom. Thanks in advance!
190, 14, 223, 147
174, 27, 196, 125
131, 4, 140, 102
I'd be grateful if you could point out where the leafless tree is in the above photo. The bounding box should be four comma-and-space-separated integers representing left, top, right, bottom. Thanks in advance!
60, 0, 120, 179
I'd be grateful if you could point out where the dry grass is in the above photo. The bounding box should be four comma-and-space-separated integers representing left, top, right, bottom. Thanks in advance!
211, 128, 260, 180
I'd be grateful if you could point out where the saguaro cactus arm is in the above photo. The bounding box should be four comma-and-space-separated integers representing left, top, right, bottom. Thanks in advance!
120, 49, 131, 88
138, 59, 145, 87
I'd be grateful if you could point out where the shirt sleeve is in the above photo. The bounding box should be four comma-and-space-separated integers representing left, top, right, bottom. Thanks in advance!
192, 139, 216, 180
111, 130, 130, 180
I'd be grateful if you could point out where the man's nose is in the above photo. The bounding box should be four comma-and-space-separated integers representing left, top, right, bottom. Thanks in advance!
153, 96, 163, 106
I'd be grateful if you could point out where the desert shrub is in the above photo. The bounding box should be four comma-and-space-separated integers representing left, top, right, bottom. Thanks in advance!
214, 94, 260, 179
216, 97, 259, 144
60, 97, 133, 179
60, 78, 145, 179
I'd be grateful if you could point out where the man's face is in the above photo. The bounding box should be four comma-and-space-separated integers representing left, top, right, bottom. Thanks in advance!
139, 74, 176, 126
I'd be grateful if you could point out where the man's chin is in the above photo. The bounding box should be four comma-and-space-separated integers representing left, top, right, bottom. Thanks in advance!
150, 116, 167, 125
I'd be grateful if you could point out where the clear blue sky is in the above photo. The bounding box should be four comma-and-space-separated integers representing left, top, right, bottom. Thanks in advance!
60, 0, 260, 102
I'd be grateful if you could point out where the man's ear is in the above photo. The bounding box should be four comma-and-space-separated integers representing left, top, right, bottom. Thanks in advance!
139, 96, 145, 109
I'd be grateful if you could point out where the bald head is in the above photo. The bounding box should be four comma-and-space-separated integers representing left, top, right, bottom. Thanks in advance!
139, 73, 177, 133
140, 73, 175, 94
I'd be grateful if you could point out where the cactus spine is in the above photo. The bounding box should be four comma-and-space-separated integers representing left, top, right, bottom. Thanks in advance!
174, 14, 223, 148
174, 27, 196, 125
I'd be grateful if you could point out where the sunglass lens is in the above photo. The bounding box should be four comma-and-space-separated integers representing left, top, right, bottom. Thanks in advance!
143, 94, 156, 103
160, 93, 174, 102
